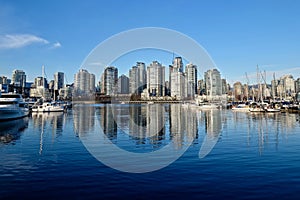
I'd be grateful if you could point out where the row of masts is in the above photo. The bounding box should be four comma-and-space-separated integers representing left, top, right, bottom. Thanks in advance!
242, 65, 284, 102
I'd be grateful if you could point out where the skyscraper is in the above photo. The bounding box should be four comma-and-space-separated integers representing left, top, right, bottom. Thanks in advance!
118, 74, 129, 94
172, 57, 183, 72
170, 57, 185, 99
185, 63, 197, 98
204, 69, 222, 97
74, 69, 95, 96
102, 66, 118, 95
54, 72, 64, 90
147, 61, 165, 97
295, 78, 300, 93
129, 62, 146, 94
11, 69, 26, 88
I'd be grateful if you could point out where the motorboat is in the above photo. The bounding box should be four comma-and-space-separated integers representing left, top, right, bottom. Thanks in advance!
198, 103, 220, 109
232, 104, 250, 112
265, 108, 281, 112
32, 102, 65, 112
0, 93, 29, 121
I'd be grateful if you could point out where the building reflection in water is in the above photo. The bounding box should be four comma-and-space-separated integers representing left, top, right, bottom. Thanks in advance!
99, 105, 117, 140
199, 109, 223, 158
100, 104, 199, 150
73, 104, 96, 137
169, 104, 198, 150
0, 118, 28, 144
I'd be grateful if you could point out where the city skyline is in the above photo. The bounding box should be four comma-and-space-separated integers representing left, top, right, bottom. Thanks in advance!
1, 0, 300, 84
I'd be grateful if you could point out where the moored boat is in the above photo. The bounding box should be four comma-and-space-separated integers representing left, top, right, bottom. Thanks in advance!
0, 93, 29, 121
232, 104, 250, 112
32, 102, 65, 112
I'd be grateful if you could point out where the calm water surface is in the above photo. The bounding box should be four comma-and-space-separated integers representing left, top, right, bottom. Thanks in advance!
1, 104, 300, 199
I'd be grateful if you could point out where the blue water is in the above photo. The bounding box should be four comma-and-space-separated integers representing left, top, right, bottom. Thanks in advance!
1, 104, 300, 199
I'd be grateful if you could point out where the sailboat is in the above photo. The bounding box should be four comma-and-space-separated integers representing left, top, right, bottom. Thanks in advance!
31, 66, 65, 113
249, 65, 265, 112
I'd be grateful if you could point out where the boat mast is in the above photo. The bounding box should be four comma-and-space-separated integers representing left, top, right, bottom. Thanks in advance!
42, 65, 45, 99
245, 72, 249, 101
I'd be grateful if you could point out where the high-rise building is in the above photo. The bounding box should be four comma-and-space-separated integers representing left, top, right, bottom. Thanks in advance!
170, 67, 185, 99
185, 63, 197, 98
11, 69, 26, 88
54, 72, 64, 90
34, 77, 47, 88
0, 76, 8, 84
74, 69, 95, 96
169, 57, 185, 99
129, 62, 146, 94
271, 79, 279, 98
89, 73, 95, 93
137, 62, 146, 92
197, 79, 205, 95
118, 74, 129, 94
172, 57, 183, 72
147, 61, 165, 97
129, 66, 139, 94
221, 79, 227, 94
295, 78, 300, 93
204, 69, 222, 97
233, 81, 243, 101
276, 75, 295, 98
102, 66, 118, 95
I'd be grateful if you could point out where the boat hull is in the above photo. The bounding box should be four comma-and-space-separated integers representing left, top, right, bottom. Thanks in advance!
0, 108, 29, 121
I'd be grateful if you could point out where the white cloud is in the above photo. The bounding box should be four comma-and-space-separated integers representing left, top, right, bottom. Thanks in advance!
52, 42, 62, 49
0, 34, 49, 49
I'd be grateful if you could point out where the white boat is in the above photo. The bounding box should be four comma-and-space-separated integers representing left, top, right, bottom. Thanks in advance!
147, 101, 154, 105
265, 108, 281, 112
0, 93, 29, 121
32, 102, 65, 112
232, 104, 250, 112
198, 103, 220, 109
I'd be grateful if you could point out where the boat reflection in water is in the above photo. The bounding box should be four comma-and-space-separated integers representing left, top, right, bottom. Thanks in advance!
0, 118, 28, 144
31, 112, 65, 154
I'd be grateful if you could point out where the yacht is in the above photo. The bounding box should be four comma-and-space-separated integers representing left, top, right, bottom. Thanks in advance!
0, 93, 29, 121
232, 103, 250, 112
198, 102, 220, 109
32, 102, 65, 112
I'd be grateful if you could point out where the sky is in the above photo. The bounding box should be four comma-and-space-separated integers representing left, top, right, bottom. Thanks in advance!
0, 0, 300, 85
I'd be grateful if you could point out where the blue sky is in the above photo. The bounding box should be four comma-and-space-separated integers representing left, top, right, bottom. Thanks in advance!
0, 0, 300, 84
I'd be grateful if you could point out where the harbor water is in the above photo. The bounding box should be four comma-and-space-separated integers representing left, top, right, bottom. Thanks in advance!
1, 104, 300, 199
